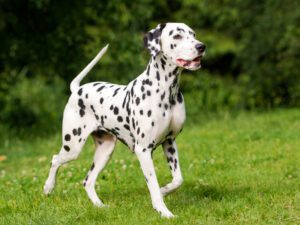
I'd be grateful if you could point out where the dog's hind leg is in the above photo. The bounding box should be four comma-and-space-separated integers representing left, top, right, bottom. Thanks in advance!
160, 139, 183, 196
83, 131, 116, 207
44, 109, 92, 195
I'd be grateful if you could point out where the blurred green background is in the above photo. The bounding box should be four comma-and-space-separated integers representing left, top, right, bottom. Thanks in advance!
0, 0, 299, 134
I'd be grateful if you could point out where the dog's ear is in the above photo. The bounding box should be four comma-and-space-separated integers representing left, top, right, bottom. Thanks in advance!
143, 23, 166, 57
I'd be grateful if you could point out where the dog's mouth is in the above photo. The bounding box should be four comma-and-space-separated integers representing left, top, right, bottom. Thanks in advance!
176, 56, 202, 69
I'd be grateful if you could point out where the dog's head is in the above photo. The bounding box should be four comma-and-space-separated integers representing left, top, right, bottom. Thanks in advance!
144, 23, 206, 71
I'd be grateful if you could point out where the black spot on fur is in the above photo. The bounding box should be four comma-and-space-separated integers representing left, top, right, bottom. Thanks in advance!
90, 105, 95, 112
80, 109, 85, 117
124, 124, 130, 130
168, 147, 175, 155
136, 97, 140, 105
117, 116, 123, 122
177, 92, 183, 103
90, 163, 95, 171
113, 107, 119, 115
147, 110, 152, 117
122, 91, 129, 108
172, 68, 178, 75
161, 92, 165, 101
64, 145, 70, 151
64, 134, 71, 141
78, 99, 86, 117
78, 99, 85, 109
133, 79, 137, 87
97, 86, 105, 92
113, 88, 120, 97
73, 129, 78, 135
156, 71, 160, 81
100, 98, 104, 104
78, 88, 83, 96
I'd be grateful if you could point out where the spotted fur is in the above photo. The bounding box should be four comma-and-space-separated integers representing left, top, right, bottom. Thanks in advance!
44, 22, 206, 218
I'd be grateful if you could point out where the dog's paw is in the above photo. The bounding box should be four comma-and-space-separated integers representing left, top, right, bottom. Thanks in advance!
155, 207, 175, 218
160, 209, 175, 218
43, 182, 54, 195
93, 200, 107, 208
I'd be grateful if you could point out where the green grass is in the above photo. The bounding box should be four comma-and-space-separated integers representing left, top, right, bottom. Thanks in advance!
0, 109, 299, 225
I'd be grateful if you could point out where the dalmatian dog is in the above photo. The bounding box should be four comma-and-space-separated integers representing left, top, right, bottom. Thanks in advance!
44, 22, 206, 218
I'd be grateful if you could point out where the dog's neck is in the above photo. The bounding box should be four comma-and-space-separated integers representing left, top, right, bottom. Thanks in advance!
141, 53, 182, 105
145, 54, 182, 89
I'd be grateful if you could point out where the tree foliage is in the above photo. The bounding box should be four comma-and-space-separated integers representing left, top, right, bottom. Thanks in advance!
0, 0, 299, 130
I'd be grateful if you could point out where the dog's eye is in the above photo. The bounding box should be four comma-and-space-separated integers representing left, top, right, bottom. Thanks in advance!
173, 34, 182, 40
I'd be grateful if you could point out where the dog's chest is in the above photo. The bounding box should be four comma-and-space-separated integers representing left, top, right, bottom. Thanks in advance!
169, 100, 186, 135
133, 86, 186, 145
159, 99, 186, 141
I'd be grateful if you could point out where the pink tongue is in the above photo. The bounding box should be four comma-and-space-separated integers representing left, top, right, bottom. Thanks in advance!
176, 59, 191, 67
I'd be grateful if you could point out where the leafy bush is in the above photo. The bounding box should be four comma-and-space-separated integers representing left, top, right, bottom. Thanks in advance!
181, 72, 241, 123
0, 69, 66, 132
237, 0, 300, 108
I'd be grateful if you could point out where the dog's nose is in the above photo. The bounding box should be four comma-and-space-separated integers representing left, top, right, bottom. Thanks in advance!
195, 43, 206, 53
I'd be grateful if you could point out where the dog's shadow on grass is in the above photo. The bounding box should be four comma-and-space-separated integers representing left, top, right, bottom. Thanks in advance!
97, 181, 252, 208
166, 181, 252, 206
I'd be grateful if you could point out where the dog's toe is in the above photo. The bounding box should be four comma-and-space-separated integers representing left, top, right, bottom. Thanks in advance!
43, 183, 54, 195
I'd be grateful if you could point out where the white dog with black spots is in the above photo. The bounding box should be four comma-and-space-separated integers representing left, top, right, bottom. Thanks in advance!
44, 22, 206, 218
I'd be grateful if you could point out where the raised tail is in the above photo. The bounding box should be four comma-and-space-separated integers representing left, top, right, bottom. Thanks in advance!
70, 44, 109, 93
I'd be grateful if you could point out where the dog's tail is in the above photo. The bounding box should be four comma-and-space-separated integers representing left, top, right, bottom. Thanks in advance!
70, 44, 109, 93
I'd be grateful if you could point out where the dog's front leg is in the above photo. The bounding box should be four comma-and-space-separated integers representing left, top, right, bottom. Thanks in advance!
135, 147, 174, 218
160, 139, 183, 196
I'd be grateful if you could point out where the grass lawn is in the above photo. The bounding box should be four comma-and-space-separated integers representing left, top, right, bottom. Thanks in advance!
0, 109, 299, 224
